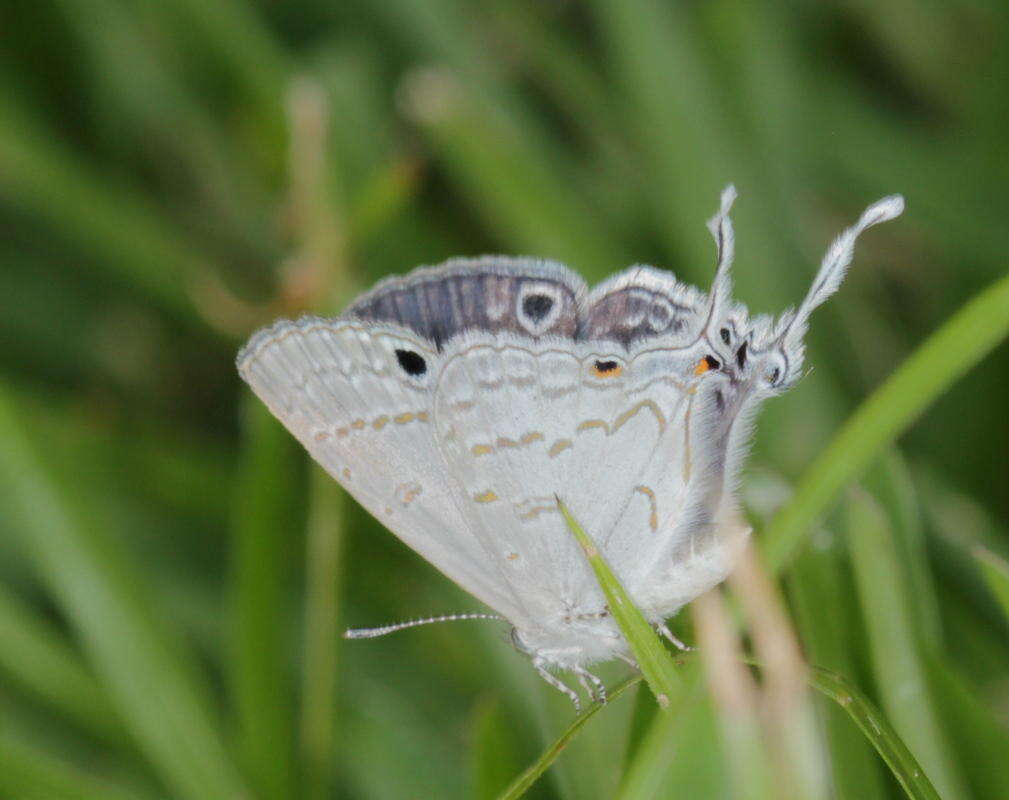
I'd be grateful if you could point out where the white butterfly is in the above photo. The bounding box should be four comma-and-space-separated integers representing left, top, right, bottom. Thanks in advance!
238, 187, 903, 707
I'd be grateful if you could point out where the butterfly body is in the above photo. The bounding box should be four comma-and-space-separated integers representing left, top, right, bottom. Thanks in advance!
238, 189, 903, 692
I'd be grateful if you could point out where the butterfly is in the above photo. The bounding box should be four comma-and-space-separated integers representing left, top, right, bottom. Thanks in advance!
237, 186, 903, 708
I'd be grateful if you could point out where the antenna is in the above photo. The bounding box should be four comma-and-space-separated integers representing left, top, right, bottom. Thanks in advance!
344, 612, 504, 640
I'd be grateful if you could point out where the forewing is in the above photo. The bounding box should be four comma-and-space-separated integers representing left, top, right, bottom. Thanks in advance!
237, 317, 524, 620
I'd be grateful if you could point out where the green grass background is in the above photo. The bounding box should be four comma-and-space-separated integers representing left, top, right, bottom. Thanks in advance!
1, 1, 1008, 798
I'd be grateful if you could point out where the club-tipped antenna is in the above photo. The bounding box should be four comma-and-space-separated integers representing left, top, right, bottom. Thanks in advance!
343, 612, 504, 640
780, 194, 905, 347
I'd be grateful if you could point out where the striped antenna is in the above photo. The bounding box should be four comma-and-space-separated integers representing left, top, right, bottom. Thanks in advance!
343, 612, 504, 640
782, 194, 905, 347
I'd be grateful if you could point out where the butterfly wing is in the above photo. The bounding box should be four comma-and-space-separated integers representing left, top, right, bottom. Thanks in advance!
236, 258, 590, 627
237, 316, 527, 620
345, 256, 586, 345
430, 331, 723, 634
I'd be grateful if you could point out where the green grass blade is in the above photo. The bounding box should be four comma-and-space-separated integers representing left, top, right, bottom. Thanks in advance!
616, 666, 720, 800
869, 452, 943, 647
403, 78, 625, 278
0, 585, 124, 746
973, 546, 1009, 622
557, 499, 681, 709
924, 650, 1009, 799
0, 388, 247, 800
0, 111, 210, 327
808, 667, 942, 800
300, 468, 345, 800
229, 396, 300, 799
788, 545, 888, 798
846, 489, 966, 799
470, 695, 523, 800
496, 676, 641, 800
0, 732, 159, 800
763, 269, 1009, 572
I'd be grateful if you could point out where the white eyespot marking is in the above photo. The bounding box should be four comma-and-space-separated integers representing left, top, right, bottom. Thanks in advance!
516, 282, 563, 335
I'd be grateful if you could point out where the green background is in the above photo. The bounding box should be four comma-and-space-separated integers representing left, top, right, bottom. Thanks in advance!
1, 1, 1007, 798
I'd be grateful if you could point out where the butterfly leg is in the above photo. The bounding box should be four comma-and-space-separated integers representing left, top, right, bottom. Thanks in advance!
533, 657, 581, 712
615, 651, 640, 670
574, 667, 608, 705
657, 622, 695, 652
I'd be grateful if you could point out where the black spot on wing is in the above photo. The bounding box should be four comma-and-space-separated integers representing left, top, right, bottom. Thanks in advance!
521, 293, 554, 321
395, 349, 427, 376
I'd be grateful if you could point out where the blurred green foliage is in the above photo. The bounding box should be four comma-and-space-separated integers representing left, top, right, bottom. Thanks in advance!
1, 1, 1008, 798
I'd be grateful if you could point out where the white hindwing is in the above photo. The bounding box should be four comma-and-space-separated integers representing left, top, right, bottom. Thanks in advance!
431, 331, 738, 663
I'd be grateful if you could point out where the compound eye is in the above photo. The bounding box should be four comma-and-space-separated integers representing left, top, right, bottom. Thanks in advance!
760, 352, 787, 388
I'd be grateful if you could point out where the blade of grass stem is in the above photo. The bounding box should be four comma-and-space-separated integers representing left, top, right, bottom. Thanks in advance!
692, 589, 775, 800
923, 650, 1009, 799
727, 543, 830, 800
808, 667, 942, 800
0, 388, 247, 799
470, 695, 522, 800
0, 585, 125, 747
402, 72, 625, 277
869, 452, 943, 646
0, 110, 211, 328
557, 499, 681, 709
229, 397, 299, 799
617, 669, 727, 800
788, 543, 888, 798
846, 489, 966, 798
0, 733, 158, 800
496, 676, 641, 800
300, 468, 345, 800
763, 269, 1009, 572
973, 546, 1009, 622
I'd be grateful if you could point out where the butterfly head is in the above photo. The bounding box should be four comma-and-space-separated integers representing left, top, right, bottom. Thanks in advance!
696, 187, 905, 397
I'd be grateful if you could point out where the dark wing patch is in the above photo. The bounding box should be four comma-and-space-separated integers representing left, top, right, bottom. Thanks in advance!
344, 256, 586, 348
581, 266, 704, 347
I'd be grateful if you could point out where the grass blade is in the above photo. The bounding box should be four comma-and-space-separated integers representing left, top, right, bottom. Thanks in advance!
470, 695, 522, 800
788, 544, 888, 798
0, 585, 124, 746
846, 489, 966, 798
0, 388, 247, 800
557, 499, 681, 709
229, 397, 300, 799
496, 677, 641, 800
763, 269, 1009, 572
617, 673, 726, 800
401, 73, 625, 278
0, 732, 158, 800
808, 667, 942, 800
973, 546, 1009, 622
0, 110, 210, 327
300, 468, 345, 800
